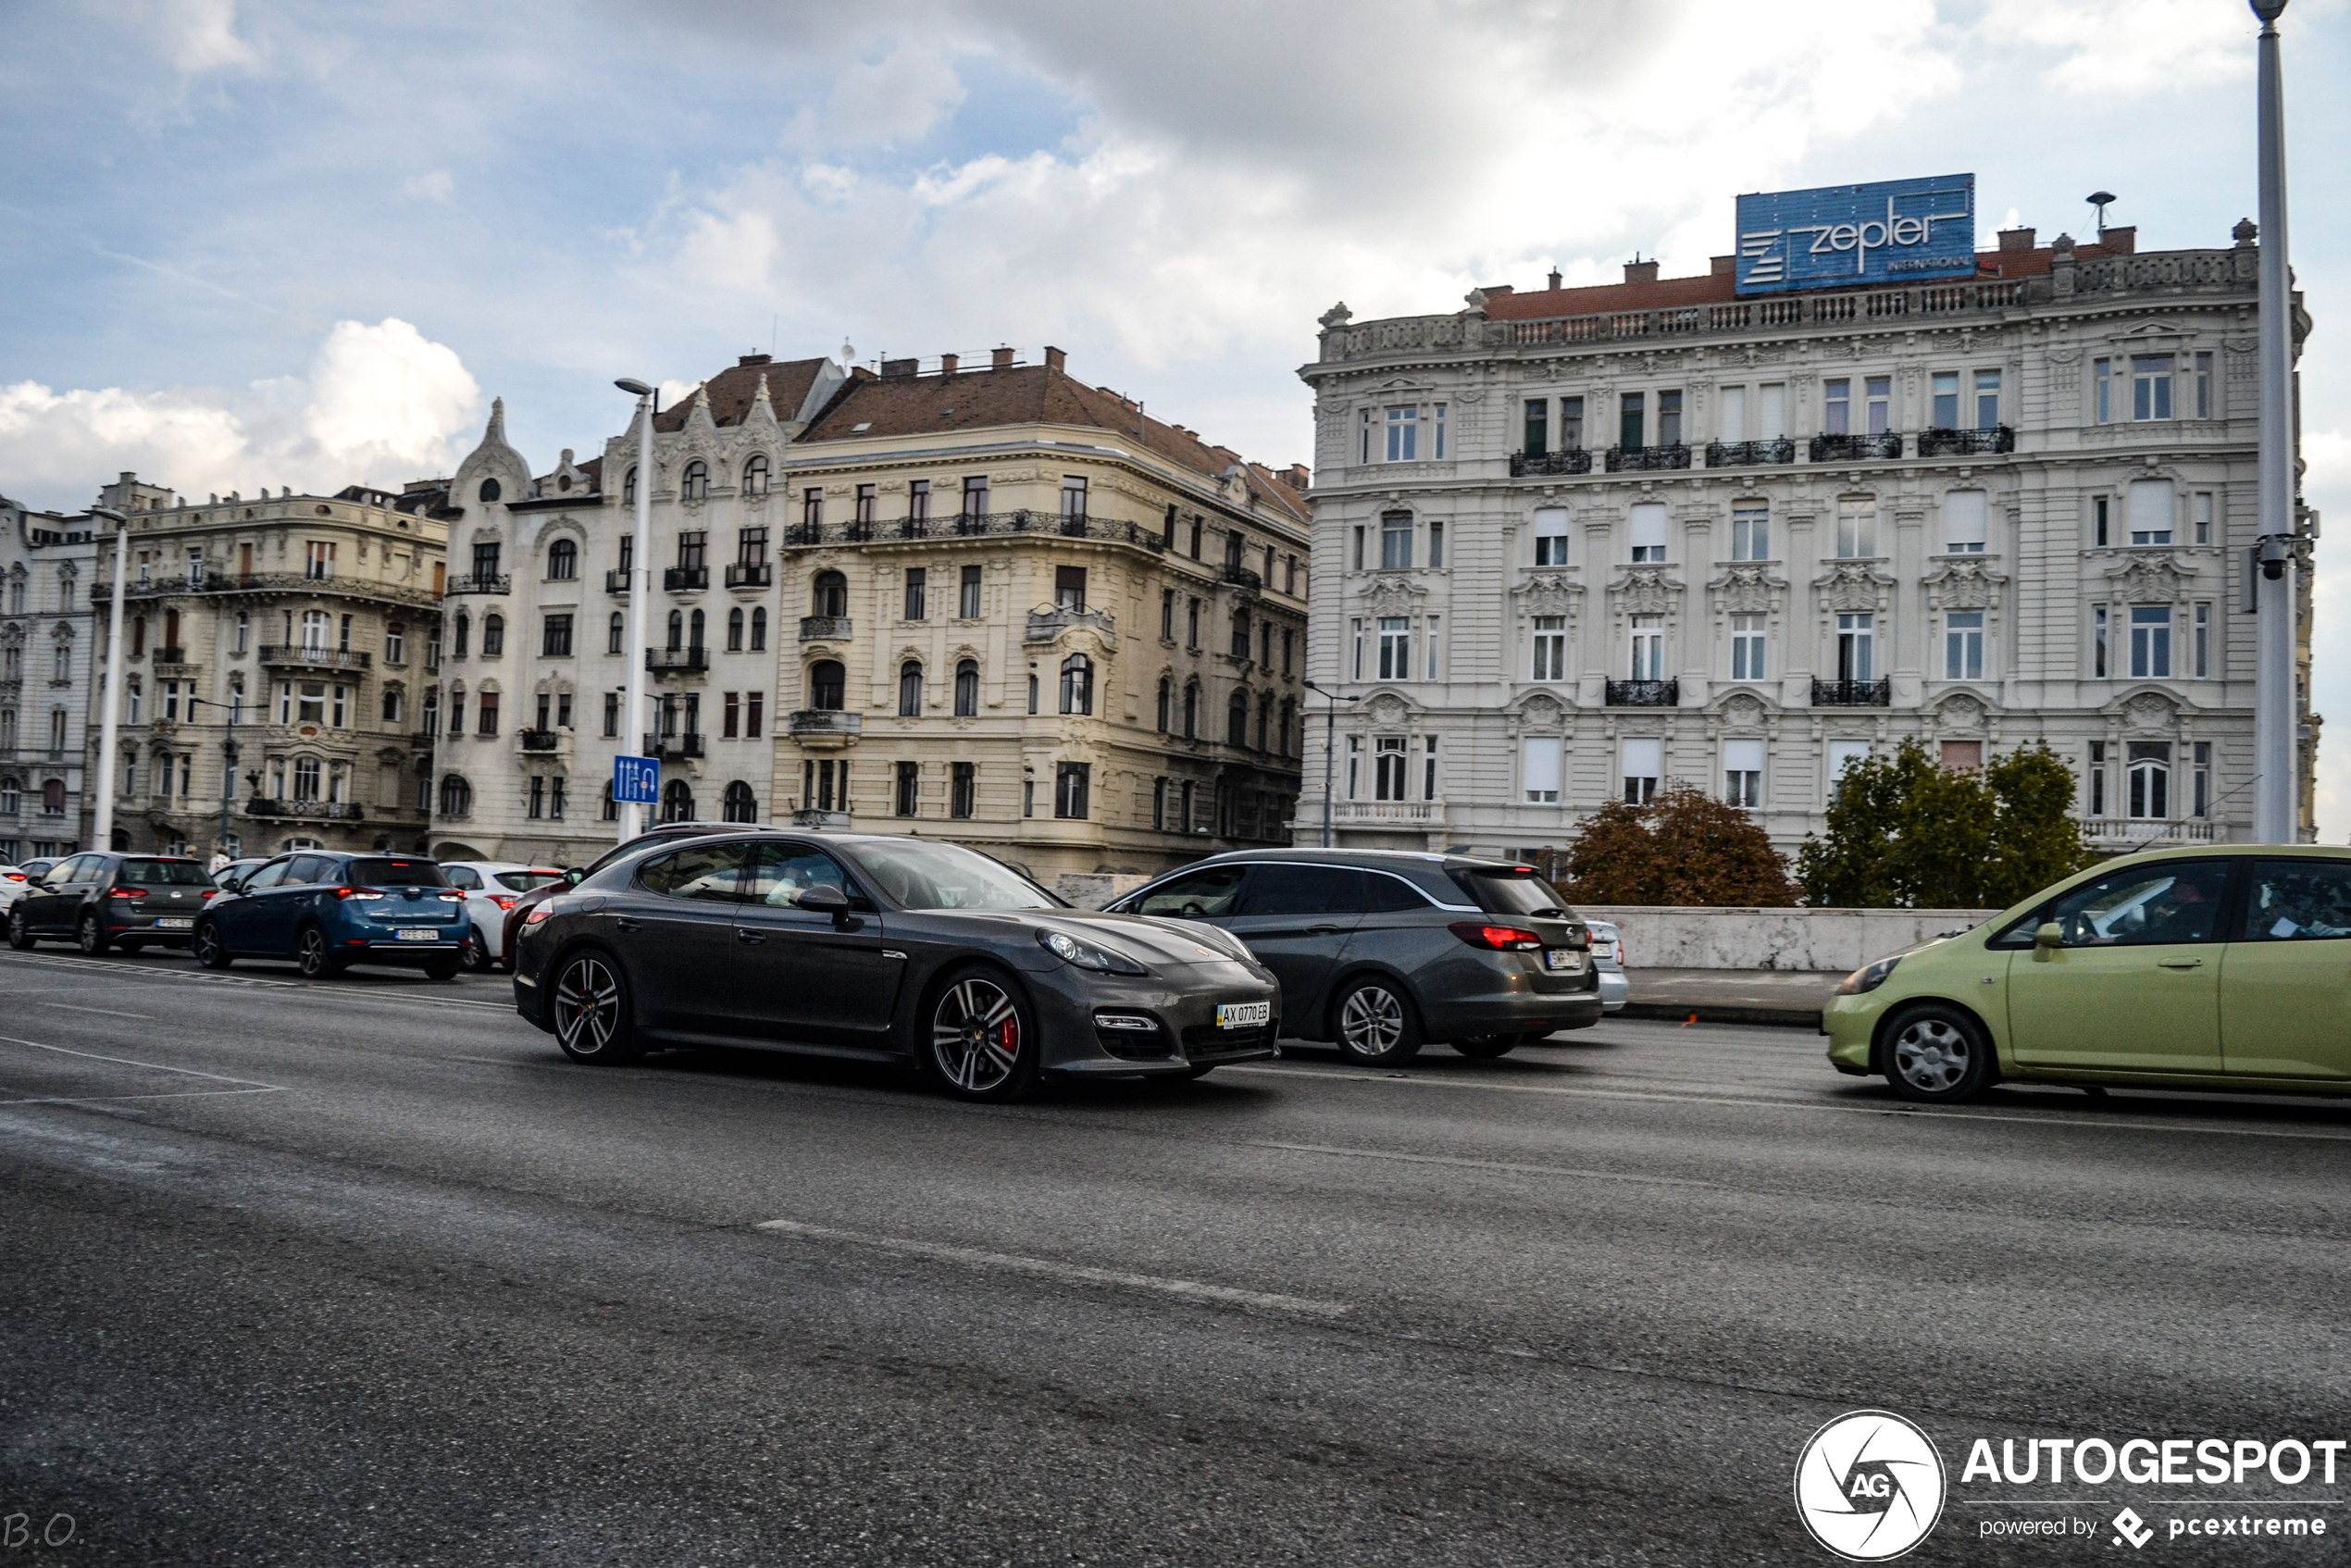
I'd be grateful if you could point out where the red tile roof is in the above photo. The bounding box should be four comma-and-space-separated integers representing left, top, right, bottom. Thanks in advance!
1480, 243, 2133, 320
652, 355, 837, 432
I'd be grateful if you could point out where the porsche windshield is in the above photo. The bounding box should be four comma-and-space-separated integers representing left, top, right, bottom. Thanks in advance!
852, 842, 1060, 911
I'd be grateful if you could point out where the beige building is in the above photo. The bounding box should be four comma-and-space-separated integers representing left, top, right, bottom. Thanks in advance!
86, 474, 448, 858
777, 347, 1312, 882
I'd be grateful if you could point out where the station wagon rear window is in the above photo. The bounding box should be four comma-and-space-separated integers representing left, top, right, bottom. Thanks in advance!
1455, 866, 1574, 918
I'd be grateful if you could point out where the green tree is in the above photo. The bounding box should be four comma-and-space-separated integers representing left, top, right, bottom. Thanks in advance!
1796, 740, 2094, 908
1554, 783, 1797, 906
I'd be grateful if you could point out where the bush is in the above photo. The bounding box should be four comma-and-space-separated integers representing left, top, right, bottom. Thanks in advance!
1796, 740, 2095, 909
1551, 783, 1797, 906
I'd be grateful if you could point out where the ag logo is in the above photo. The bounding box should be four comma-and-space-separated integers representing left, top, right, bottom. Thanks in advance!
1794, 1410, 1947, 1561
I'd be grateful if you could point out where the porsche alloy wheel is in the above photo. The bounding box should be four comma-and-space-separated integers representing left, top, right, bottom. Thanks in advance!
928, 971, 1038, 1101
553, 952, 636, 1063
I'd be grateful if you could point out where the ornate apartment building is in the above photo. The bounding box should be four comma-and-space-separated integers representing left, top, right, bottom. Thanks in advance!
428, 348, 1312, 881
0, 494, 100, 861
1298, 215, 2316, 857
83, 475, 448, 858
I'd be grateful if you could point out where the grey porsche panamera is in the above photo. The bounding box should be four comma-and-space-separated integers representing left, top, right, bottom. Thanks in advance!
509, 829, 1282, 1101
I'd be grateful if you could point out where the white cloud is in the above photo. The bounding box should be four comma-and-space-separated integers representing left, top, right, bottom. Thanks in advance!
402, 170, 454, 203
0, 319, 479, 512
1976, 0, 2253, 93
86, 0, 262, 76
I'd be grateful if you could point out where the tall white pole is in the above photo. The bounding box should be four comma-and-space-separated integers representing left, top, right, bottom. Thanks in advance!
91, 508, 129, 851
2252, 0, 2297, 844
621, 390, 654, 841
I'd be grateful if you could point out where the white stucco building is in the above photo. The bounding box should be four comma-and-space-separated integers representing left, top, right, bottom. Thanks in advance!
0, 493, 100, 861
1297, 211, 2315, 858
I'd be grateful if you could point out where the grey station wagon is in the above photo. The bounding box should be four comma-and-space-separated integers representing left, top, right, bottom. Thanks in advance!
1108, 850, 1602, 1065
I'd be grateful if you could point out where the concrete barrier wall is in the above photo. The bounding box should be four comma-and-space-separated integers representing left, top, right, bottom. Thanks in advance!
1574, 905, 2000, 973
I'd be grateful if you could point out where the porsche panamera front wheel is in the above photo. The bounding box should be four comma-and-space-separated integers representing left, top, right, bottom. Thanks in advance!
927, 967, 1039, 1103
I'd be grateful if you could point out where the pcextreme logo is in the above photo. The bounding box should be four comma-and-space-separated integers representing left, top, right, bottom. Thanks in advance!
1796, 1410, 1948, 1562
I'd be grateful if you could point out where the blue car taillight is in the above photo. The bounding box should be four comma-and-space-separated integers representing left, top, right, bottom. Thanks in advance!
335, 886, 387, 902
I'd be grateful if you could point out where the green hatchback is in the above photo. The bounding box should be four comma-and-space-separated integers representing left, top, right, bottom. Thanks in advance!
1823, 845, 2351, 1102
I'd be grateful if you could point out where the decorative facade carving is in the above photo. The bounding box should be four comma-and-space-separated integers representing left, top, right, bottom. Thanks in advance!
1922, 556, 2009, 611
1511, 571, 1583, 616
1709, 564, 1784, 615
1811, 561, 1893, 614
1610, 566, 1682, 616
1362, 574, 1426, 616
2124, 692, 2178, 730
2106, 554, 2196, 604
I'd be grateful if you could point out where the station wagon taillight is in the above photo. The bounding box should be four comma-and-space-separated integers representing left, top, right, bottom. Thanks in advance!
1449, 922, 1543, 952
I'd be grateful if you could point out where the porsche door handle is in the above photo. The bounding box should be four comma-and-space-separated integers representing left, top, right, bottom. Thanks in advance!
1305, 925, 1344, 936
735, 928, 765, 945
614, 917, 643, 934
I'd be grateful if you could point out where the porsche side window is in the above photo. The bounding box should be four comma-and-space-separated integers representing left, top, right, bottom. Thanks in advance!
1135, 865, 1245, 918
741, 842, 852, 908
638, 844, 744, 902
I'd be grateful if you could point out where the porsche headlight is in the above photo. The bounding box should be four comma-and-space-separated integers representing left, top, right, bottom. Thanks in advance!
1835, 955, 1901, 996
1038, 928, 1149, 976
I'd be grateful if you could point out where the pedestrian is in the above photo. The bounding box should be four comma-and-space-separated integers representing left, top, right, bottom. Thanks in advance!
206, 845, 232, 876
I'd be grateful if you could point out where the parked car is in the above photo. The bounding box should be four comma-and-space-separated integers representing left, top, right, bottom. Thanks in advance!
440, 860, 567, 971
1106, 850, 1602, 1066
500, 820, 779, 959
192, 851, 466, 978
0, 864, 31, 911
1824, 845, 2351, 1103
6, 852, 217, 953
1587, 918, 1628, 1014
512, 830, 1281, 1101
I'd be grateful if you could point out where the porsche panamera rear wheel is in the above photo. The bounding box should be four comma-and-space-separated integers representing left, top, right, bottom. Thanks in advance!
927, 967, 1039, 1103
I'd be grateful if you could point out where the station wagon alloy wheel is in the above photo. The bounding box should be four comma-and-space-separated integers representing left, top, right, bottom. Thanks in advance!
1336, 980, 1421, 1067
928, 972, 1037, 1101
553, 953, 636, 1063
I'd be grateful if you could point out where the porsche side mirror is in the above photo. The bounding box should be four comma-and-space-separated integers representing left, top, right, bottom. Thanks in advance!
795, 883, 851, 922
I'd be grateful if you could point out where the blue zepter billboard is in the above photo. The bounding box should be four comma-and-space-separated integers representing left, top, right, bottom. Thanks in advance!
1734, 174, 1976, 296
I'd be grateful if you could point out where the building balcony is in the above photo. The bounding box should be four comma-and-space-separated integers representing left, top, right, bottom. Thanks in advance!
1219, 564, 1263, 591
792, 808, 853, 829
643, 731, 704, 760
2079, 818, 2220, 849
518, 728, 564, 753
664, 566, 709, 592
1509, 449, 1593, 478
408, 730, 437, 752
1704, 439, 1797, 468
445, 573, 510, 596
1605, 678, 1679, 707
1025, 606, 1116, 647
779, 510, 1168, 554
1330, 799, 1445, 825
787, 710, 862, 749
258, 645, 372, 672
1811, 677, 1891, 707
99, 572, 444, 611
604, 568, 632, 594
1810, 432, 1904, 463
1916, 426, 2017, 457
800, 615, 853, 642
152, 645, 187, 665
246, 799, 365, 822
645, 647, 708, 675
724, 562, 772, 589
1604, 444, 1691, 473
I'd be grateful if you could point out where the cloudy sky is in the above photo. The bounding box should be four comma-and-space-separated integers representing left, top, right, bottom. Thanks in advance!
2, 0, 2346, 821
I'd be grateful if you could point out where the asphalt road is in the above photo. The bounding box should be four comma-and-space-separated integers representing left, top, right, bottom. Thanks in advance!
2, 945, 2347, 1565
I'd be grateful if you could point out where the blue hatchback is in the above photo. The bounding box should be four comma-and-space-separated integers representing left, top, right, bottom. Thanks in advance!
194, 852, 466, 978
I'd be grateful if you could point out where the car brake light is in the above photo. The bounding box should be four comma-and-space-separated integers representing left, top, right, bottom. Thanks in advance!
336, 886, 387, 901
2, 872, 23, 882
200, 888, 218, 899
523, 904, 554, 926
492, 895, 518, 911
108, 888, 140, 898
438, 891, 464, 902
1449, 922, 1542, 952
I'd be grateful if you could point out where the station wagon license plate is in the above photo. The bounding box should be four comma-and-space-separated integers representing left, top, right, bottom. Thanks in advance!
395, 928, 440, 941
155, 917, 193, 930
1544, 949, 1578, 972
1215, 1001, 1270, 1030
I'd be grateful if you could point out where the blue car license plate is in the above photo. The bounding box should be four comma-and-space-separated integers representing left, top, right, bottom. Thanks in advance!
395, 928, 440, 942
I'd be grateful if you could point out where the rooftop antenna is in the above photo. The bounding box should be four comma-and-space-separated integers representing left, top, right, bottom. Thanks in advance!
2086, 191, 2117, 233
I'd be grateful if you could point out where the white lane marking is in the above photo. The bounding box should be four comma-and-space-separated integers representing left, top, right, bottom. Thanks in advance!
1223, 1065, 2351, 1143
754, 1218, 1350, 1319
23, 1001, 156, 1020
0, 1034, 288, 1090
1249, 1140, 1723, 1190
0, 1087, 284, 1107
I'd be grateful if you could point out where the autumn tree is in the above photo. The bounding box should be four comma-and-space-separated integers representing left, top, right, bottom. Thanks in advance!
1796, 740, 2095, 908
1552, 783, 1797, 906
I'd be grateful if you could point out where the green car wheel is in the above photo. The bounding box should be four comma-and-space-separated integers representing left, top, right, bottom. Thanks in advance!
1879, 1002, 1995, 1104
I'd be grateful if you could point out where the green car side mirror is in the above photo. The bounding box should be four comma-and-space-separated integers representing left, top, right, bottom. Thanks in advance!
2034, 921, 2062, 952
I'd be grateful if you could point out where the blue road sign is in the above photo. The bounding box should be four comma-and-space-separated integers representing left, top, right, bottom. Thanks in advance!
613, 754, 661, 804
1735, 174, 1976, 297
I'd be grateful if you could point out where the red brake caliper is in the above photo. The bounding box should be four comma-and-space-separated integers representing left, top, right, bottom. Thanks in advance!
998, 1018, 1016, 1055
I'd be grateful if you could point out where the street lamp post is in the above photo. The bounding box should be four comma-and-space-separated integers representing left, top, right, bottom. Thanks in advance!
90, 506, 128, 852
2251, 0, 2298, 844
180, 695, 239, 858
615, 379, 656, 841
1301, 679, 1359, 849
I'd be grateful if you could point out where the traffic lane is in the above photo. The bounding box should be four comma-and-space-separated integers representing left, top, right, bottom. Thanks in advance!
7, 959, 2350, 1447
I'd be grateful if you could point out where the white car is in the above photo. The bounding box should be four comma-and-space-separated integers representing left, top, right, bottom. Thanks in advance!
439, 861, 568, 971
0, 864, 31, 910
1587, 918, 1628, 1014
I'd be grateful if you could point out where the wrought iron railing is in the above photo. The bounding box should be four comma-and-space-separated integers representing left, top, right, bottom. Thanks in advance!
663, 566, 708, 591
779, 510, 1167, 553
1605, 678, 1678, 706
1810, 432, 1904, 462
445, 573, 510, 596
1916, 426, 2017, 457
645, 647, 708, 674
98, 572, 445, 608
1220, 564, 1263, 591
1604, 444, 1692, 473
519, 729, 563, 753
799, 616, 853, 641
245, 799, 365, 821
1811, 678, 1891, 707
1509, 449, 1594, 478
258, 645, 371, 669
724, 562, 772, 589
1704, 439, 1797, 468
787, 710, 863, 738
604, 569, 631, 594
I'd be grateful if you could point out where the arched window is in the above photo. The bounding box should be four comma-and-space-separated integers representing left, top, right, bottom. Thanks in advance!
439, 773, 472, 816
601, 779, 618, 821
954, 659, 978, 716
899, 661, 924, 716
742, 454, 769, 496
681, 460, 709, 501
665, 609, 683, 652
727, 607, 744, 652
809, 660, 846, 711
481, 614, 504, 656
380, 686, 404, 725
750, 607, 767, 651
723, 780, 758, 822
479, 478, 502, 504
1182, 680, 1199, 740
1060, 653, 1093, 716
608, 612, 625, 654
688, 609, 705, 651
812, 571, 848, 617
1155, 675, 1171, 733
546, 539, 578, 580
623, 467, 637, 505
661, 778, 695, 822
452, 611, 470, 658
1227, 691, 1250, 747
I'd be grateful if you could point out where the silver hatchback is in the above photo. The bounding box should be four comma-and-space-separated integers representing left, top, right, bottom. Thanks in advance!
1108, 850, 1602, 1065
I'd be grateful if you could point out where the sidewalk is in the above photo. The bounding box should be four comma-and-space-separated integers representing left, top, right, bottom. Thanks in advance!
1618, 968, 1847, 1028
